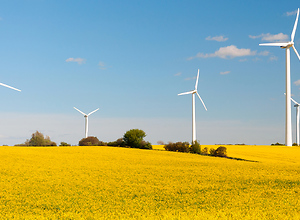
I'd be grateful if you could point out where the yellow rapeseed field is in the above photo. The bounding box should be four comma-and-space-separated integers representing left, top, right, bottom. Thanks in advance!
0, 145, 300, 219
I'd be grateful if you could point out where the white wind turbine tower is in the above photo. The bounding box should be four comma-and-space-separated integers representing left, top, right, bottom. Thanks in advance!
260, 8, 300, 146
178, 69, 207, 143
291, 97, 300, 146
74, 107, 99, 138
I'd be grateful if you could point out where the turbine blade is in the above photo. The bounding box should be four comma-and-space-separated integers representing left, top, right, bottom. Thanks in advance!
291, 97, 299, 105
292, 45, 300, 61
195, 69, 199, 90
0, 82, 21, 92
87, 108, 99, 116
259, 42, 289, 47
291, 8, 300, 42
196, 92, 207, 111
178, 91, 194, 96
74, 107, 86, 116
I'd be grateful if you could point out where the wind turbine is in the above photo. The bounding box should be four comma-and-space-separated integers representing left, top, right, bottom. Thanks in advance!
178, 69, 207, 143
259, 8, 300, 146
74, 107, 99, 138
284, 93, 300, 145
0, 82, 21, 92
291, 97, 300, 146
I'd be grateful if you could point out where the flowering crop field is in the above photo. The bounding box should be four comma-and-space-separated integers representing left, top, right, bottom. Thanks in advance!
0, 145, 300, 219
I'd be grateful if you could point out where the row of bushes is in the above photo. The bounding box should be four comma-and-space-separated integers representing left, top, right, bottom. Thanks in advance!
164, 141, 227, 157
78, 129, 152, 149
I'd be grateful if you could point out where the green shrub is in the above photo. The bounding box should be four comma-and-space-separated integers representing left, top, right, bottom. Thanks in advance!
59, 142, 71, 146
190, 141, 201, 154
79, 136, 101, 146
123, 129, 152, 149
108, 138, 126, 147
209, 146, 227, 157
215, 146, 227, 157
164, 142, 190, 152
201, 147, 209, 155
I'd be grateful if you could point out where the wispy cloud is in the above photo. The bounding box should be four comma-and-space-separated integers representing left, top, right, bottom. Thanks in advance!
286, 10, 297, 16
220, 71, 230, 75
294, 80, 300, 86
269, 56, 278, 61
65, 58, 86, 64
98, 61, 107, 70
249, 33, 288, 42
188, 45, 256, 60
258, 51, 270, 56
205, 35, 228, 42
184, 76, 196, 81
174, 72, 182, 76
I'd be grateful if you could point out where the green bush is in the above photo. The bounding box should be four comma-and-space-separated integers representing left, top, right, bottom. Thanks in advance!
201, 147, 209, 155
107, 138, 126, 147
79, 136, 101, 146
123, 129, 152, 149
164, 142, 190, 152
209, 146, 227, 157
215, 146, 227, 157
190, 141, 201, 154
59, 142, 71, 146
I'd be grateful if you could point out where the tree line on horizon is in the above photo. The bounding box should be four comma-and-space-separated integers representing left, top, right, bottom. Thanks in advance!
14, 129, 152, 149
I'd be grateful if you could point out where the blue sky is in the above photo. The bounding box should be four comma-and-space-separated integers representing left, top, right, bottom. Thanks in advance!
0, 0, 300, 145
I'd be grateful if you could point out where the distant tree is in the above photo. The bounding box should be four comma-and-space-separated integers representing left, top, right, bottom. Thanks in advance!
157, 140, 165, 145
78, 136, 102, 146
15, 131, 57, 146
123, 129, 152, 149
59, 142, 71, 146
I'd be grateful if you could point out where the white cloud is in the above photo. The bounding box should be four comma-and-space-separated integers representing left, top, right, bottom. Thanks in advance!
188, 45, 256, 60
205, 35, 228, 42
65, 58, 86, 64
269, 56, 278, 61
249, 33, 288, 42
220, 71, 230, 75
286, 10, 297, 16
174, 72, 182, 76
294, 80, 300, 86
239, 58, 248, 62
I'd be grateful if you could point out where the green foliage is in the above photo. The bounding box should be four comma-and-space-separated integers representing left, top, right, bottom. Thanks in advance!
164, 142, 190, 152
190, 141, 201, 154
123, 129, 152, 149
201, 147, 209, 155
78, 136, 101, 146
209, 146, 227, 157
107, 138, 126, 147
15, 131, 57, 147
271, 142, 285, 146
59, 142, 71, 146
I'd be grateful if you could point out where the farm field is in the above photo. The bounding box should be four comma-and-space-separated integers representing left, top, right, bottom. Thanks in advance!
0, 145, 300, 219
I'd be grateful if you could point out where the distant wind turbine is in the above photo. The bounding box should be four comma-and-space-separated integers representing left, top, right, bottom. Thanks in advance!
291, 97, 300, 146
260, 8, 300, 146
178, 69, 207, 143
0, 82, 21, 92
284, 93, 300, 145
74, 107, 99, 138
